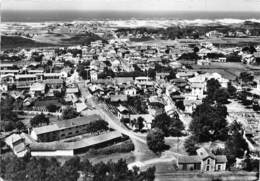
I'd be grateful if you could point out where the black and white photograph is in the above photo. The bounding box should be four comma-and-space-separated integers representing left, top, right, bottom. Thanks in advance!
0, 0, 260, 180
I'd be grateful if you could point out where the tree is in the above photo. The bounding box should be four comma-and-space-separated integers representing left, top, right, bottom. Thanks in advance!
62, 107, 79, 120
0, 156, 156, 181
206, 78, 221, 101
53, 91, 64, 98
147, 68, 156, 79
243, 156, 259, 171
80, 157, 94, 180
227, 82, 237, 97
177, 52, 200, 61
1, 121, 16, 132
0, 95, 18, 123
152, 113, 184, 137
190, 102, 228, 142
243, 46, 257, 54
168, 117, 185, 137
147, 128, 168, 153
214, 88, 229, 104
152, 113, 172, 136
1, 156, 26, 181
26, 157, 50, 181
30, 113, 49, 127
193, 46, 199, 53
239, 71, 254, 83
184, 136, 199, 155
166, 69, 177, 80
175, 100, 185, 111
249, 46, 257, 54
87, 120, 109, 133
61, 157, 81, 181
135, 117, 145, 131
16, 121, 26, 131
225, 121, 249, 167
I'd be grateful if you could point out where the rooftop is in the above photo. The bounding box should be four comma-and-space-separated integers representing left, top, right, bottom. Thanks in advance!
30, 131, 122, 151
32, 114, 102, 135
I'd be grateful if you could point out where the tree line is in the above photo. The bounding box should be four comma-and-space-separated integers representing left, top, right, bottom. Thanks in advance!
0, 156, 155, 181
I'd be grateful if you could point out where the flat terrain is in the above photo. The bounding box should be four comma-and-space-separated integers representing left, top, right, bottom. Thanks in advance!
1, 33, 105, 49
1, 36, 56, 49
192, 62, 247, 80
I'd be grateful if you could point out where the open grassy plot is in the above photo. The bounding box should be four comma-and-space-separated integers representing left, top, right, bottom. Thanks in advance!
192, 62, 247, 80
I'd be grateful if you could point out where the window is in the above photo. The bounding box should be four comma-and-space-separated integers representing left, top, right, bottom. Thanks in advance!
183, 164, 187, 170
207, 159, 210, 164
195, 163, 201, 170
206, 166, 210, 171
217, 165, 221, 171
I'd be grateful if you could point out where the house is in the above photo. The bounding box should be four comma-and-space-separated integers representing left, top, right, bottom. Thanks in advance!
29, 82, 46, 96
5, 133, 29, 157
75, 102, 88, 113
66, 84, 79, 94
114, 77, 134, 85
218, 57, 227, 63
184, 99, 202, 114
135, 77, 153, 86
117, 105, 130, 120
110, 94, 128, 103
30, 114, 103, 142
241, 54, 255, 64
124, 86, 137, 97
129, 114, 154, 130
188, 73, 229, 99
0, 84, 8, 92
197, 58, 210, 66
189, 82, 205, 99
206, 30, 224, 38
156, 72, 170, 80
90, 70, 98, 81
176, 72, 195, 79
164, 104, 178, 118
29, 131, 125, 156
15, 74, 39, 89
177, 147, 227, 172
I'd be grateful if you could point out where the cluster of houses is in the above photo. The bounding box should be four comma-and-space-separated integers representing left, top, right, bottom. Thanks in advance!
1, 36, 260, 174
4, 114, 126, 157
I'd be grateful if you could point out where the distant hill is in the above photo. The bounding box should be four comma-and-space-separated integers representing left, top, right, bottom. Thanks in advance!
1, 36, 56, 49
1, 32, 107, 50
60, 32, 108, 45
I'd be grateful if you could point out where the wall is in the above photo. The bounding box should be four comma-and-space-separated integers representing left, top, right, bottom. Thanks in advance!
31, 150, 74, 156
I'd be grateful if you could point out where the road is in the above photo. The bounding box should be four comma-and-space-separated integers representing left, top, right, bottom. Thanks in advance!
78, 82, 146, 144
78, 82, 185, 179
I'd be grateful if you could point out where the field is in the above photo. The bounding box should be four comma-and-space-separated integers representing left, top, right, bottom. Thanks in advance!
1, 36, 56, 49
1, 32, 106, 49
192, 62, 248, 80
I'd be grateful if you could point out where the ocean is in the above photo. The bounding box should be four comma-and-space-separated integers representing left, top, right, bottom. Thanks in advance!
2, 10, 260, 22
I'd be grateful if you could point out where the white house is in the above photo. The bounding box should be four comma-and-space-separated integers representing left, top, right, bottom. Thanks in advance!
124, 87, 137, 97
177, 147, 227, 172
188, 72, 228, 99
90, 70, 98, 81
29, 82, 46, 96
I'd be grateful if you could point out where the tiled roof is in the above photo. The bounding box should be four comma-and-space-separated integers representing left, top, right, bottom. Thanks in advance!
215, 155, 227, 163
30, 131, 122, 151
178, 155, 201, 164
32, 114, 102, 135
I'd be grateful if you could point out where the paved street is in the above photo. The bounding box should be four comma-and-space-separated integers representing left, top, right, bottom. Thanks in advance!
78, 82, 146, 144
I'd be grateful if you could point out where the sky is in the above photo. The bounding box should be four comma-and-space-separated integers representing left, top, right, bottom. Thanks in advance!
2, 0, 260, 12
